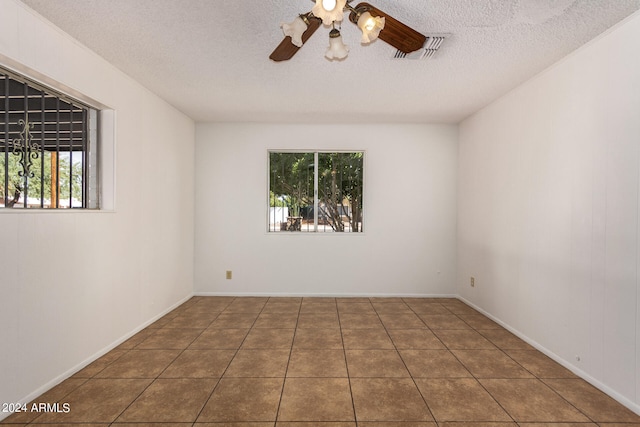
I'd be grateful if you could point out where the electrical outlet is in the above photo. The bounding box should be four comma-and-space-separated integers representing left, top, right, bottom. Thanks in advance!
226, 270, 232, 280
470, 276, 475, 287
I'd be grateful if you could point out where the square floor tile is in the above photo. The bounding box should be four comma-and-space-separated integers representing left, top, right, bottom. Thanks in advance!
73, 349, 128, 378
452, 350, 533, 378
241, 329, 295, 349
479, 330, 532, 350
95, 350, 180, 378
342, 329, 394, 349
225, 349, 290, 377
480, 379, 590, 422
292, 328, 343, 349
457, 314, 503, 330
261, 302, 302, 314
408, 303, 452, 316
297, 313, 340, 328
372, 302, 413, 314
162, 314, 216, 329
136, 328, 203, 350
116, 378, 217, 423
116, 329, 156, 350
254, 313, 299, 328
210, 313, 259, 328
440, 302, 478, 315
504, 350, 577, 378
278, 378, 354, 422
197, 378, 283, 422
287, 349, 347, 377
32, 379, 152, 423
387, 329, 446, 350
160, 349, 235, 378
351, 378, 433, 421
224, 297, 268, 313
338, 313, 383, 329
189, 328, 249, 349
419, 315, 472, 330
378, 313, 427, 329
544, 379, 640, 422
433, 330, 497, 350
299, 303, 338, 314
185, 298, 232, 313
337, 302, 376, 314
400, 350, 471, 378
346, 350, 410, 377
415, 378, 511, 422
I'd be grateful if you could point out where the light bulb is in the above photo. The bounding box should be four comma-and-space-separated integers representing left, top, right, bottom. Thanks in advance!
364, 17, 376, 31
322, 0, 337, 11
357, 12, 385, 44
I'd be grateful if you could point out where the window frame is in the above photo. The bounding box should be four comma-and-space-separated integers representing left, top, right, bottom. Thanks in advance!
0, 66, 100, 210
267, 149, 365, 234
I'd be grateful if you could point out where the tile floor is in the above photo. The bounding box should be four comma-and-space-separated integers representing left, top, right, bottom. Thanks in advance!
3, 296, 640, 426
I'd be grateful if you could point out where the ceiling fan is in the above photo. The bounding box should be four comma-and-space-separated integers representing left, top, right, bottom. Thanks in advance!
270, 0, 426, 62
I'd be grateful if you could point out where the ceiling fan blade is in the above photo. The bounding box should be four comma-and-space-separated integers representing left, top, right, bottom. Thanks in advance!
269, 17, 322, 62
350, 2, 426, 54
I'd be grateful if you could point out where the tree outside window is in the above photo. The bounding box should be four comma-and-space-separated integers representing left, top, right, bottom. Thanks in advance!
269, 151, 364, 233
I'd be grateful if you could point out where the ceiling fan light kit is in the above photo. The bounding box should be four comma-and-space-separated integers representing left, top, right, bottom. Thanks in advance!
325, 28, 349, 60
357, 12, 385, 44
271, 0, 428, 62
312, 0, 348, 25
281, 14, 310, 47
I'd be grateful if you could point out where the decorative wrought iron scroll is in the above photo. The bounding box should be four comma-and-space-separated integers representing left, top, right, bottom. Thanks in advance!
10, 118, 40, 179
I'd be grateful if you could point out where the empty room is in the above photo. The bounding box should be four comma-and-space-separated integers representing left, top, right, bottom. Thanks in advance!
1, 0, 640, 425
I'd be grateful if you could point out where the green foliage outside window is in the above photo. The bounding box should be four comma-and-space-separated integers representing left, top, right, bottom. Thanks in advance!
269, 151, 363, 232
0, 151, 82, 207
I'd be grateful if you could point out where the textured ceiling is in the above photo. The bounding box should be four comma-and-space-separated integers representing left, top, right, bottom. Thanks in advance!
20, 0, 640, 123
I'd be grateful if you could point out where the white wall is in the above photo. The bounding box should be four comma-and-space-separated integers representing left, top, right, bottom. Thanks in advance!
0, 0, 195, 412
195, 123, 457, 296
457, 12, 640, 411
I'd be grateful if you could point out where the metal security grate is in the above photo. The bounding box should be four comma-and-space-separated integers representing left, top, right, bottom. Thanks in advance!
1, 69, 92, 209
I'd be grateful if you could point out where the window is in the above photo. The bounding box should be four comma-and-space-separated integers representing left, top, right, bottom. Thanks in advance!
269, 151, 364, 232
0, 68, 98, 209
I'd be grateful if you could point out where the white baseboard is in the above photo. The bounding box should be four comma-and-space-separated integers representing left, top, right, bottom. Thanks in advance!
193, 291, 458, 298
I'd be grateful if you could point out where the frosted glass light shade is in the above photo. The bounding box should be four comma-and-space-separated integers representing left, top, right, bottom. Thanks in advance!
312, 0, 347, 25
281, 16, 308, 47
358, 12, 385, 43
325, 29, 349, 60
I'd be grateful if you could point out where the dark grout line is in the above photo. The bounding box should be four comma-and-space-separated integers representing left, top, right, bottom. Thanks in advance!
337, 302, 359, 424
273, 296, 302, 424
370, 300, 439, 423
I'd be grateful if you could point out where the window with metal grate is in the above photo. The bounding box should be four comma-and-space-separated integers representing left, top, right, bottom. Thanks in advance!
0, 68, 99, 209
